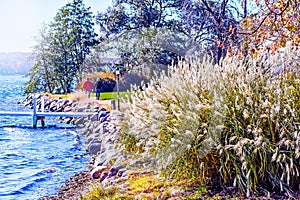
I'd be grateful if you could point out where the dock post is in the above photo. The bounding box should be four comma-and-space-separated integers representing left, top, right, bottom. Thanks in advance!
41, 96, 44, 112
111, 100, 116, 110
33, 97, 37, 128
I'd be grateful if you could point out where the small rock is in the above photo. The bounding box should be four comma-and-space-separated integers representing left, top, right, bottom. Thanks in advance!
99, 171, 109, 182
108, 167, 119, 178
90, 165, 108, 179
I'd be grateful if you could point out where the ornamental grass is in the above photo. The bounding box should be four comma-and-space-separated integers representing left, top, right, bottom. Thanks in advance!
116, 47, 300, 197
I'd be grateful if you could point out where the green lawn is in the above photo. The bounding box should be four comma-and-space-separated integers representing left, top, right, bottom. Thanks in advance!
92, 91, 131, 101
43, 91, 131, 101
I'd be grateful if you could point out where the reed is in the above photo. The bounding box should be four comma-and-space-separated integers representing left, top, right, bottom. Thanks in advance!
116, 47, 300, 197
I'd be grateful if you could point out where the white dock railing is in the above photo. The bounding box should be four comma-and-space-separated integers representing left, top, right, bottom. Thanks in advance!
0, 98, 95, 128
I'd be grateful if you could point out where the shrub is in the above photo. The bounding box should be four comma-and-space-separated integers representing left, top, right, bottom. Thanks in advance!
116, 47, 300, 197
117, 72, 149, 91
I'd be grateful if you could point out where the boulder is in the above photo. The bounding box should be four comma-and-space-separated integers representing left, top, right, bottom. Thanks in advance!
88, 142, 101, 155
64, 105, 72, 112
89, 114, 98, 122
74, 117, 85, 125
49, 100, 58, 112
90, 165, 108, 179
98, 111, 108, 120
108, 167, 119, 178
93, 122, 106, 135
99, 171, 109, 182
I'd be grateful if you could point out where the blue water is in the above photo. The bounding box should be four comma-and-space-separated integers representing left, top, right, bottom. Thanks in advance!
0, 76, 90, 200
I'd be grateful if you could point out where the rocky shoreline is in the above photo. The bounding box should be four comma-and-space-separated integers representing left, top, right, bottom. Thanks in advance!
19, 93, 136, 199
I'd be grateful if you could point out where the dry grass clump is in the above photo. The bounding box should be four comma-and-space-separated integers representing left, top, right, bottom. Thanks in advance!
117, 47, 300, 197
80, 182, 119, 200
218, 51, 300, 197
118, 57, 222, 185
68, 91, 92, 103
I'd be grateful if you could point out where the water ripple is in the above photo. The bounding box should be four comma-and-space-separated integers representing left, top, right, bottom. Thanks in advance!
0, 76, 90, 200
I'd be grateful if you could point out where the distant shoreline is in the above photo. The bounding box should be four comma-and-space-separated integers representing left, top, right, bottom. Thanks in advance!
0, 52, 33, 75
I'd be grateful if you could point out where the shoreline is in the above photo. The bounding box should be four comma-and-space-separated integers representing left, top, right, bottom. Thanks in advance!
42, 171, 95, 200
20, 93, 128, 199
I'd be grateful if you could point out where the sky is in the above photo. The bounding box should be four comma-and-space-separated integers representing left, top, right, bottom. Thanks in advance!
0, 0, 111, 53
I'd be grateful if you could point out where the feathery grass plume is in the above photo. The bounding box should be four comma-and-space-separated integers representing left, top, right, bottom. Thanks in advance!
117, 56, 224, 185
219, 48, 300, 197
116, 46, 300, 198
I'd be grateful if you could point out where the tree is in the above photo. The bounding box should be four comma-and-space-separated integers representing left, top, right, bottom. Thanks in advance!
180, 0, 241, 62
25, 0, 99, 94
95, 0, 189, 75
237, 0, 300, 55
95, 0, 243, 72
25, 25, 57, 93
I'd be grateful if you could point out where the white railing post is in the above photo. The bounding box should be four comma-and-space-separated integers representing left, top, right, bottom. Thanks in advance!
33, 97, 37, 128
41, 96, 44, 113
116, 70, 120, 110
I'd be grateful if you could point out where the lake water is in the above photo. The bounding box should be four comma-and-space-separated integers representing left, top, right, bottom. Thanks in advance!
0, 76, 90, 200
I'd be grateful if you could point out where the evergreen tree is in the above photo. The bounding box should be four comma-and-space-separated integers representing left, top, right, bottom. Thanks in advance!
25, 0, 99, 94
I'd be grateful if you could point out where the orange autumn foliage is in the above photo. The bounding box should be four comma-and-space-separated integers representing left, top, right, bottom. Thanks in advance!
238, 0, 300, 56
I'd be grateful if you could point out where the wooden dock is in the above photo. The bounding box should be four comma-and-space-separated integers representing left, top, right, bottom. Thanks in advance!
0, 98, 96, 128
0, 111, 91, 117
